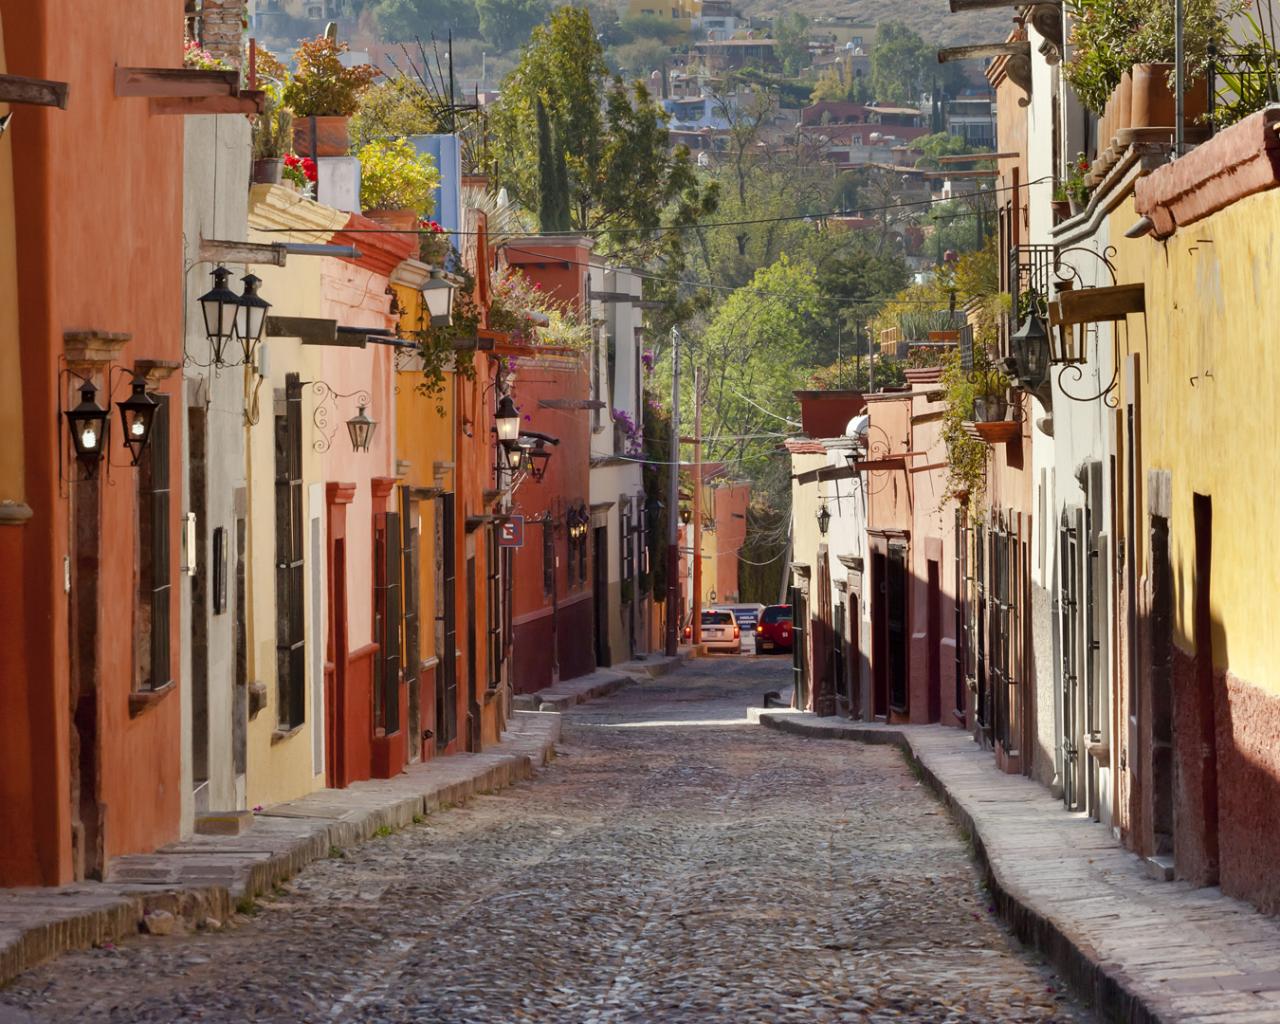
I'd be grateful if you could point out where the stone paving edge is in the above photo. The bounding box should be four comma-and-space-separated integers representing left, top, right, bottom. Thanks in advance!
0, 711, 561, 989
753, 710, 1167, 1024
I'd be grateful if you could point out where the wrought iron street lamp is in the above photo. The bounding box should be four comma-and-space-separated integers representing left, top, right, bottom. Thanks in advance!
527, 439, 551, 482
504, 439, 527, 472
422, 270, 456, 327
116, 374, 159, 465
65, 380, 109, 476
495, 394, 520, 443
236, 273, 271, 365
346, 404, 376, 453
198, 265, 241, 367
1009, 310, 1051, 393
816, 502, 831, 536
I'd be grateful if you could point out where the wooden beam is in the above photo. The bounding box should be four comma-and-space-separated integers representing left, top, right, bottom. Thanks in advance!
588, 289, 642, 304
0, 73, 69, 109
1055, 283, 1146, 326
266, 315, 337, 344
114, 66, 238, 99
938, 42, 1030, 64
150, 91, 266, 116
949, 0, 1058, 9
539, 398, 606, 410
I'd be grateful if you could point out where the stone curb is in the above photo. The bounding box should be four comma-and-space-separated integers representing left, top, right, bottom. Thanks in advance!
511, 651, 691, 712
754, 711, 1167, 1024
0, 712, 560, 988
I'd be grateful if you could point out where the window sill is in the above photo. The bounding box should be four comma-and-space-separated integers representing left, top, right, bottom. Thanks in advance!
129, 680, 176, 718
271, 723, 305, 745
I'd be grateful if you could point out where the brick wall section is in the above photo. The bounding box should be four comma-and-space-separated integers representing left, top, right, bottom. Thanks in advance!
199, 0, 245, 68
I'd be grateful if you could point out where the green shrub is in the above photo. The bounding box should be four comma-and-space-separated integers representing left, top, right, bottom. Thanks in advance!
358, 138, 440, 213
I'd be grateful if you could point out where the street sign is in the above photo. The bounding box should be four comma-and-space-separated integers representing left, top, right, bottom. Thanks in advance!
498, 515, 525, 548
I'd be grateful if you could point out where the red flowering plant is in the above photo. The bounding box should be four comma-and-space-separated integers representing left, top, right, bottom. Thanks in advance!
282, 153, 318, 197
418, 218, 450, 264
183, 40, 232, 71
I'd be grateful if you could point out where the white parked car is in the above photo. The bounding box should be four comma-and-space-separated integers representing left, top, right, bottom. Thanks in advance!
692, 608, 740, 652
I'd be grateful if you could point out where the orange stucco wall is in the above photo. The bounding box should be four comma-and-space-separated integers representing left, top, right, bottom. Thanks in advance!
0, 0, 185, 884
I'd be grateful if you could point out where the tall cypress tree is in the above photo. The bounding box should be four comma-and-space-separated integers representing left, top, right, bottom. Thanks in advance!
536, 97, 561, 233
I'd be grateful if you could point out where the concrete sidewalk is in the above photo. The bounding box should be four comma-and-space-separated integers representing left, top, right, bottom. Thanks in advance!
511, 651, 691, 712
0, 711, 560, 988
753, 709, 1280, 1024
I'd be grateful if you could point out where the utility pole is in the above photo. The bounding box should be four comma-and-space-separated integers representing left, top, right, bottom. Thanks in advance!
692, 366, 703, 646
664, 327, 682, 656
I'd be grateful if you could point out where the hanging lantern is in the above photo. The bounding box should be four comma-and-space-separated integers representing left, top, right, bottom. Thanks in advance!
346, 404, 376, 452
116, 375, 160, 466
422, 270, 456, 327
65, 380, 109, 476
1010, 309, 1051, 392
495, 394, 520, 442
816, 502, 831, 536
527, 439, 551, 482
198, 266, 241, 366
236, 272, 271, 365
504, 439, 527, 471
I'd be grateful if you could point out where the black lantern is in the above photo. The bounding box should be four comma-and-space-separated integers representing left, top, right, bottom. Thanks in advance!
346, 404, 376, 452
527, 439, 551, 482
198, 265, 241, 366
236, 273, 271, 365
116, 375, 159, 465
504, 439, 527, 471
422, 270, 456, 327
65, 380, 109, 475
495, 394, 520, 443
1010, 311, 1051, 392
816, 502, 831, 535
680, 506, 692, 525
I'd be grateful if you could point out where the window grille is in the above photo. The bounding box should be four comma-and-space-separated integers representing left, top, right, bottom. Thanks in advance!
274, 375, 306, 728
136, 395, 172, 691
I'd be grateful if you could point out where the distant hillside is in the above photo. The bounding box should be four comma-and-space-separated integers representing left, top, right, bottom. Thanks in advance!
741, 0, 1012, 46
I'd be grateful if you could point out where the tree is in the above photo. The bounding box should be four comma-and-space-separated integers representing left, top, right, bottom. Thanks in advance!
371, 0, 480, 40
617, 13, 689, 45
609, 38, 671, 79
535, 97, 571, 232
489, 8, 717, 258
810, 67, 869, 104
773, 12, 811, 75
912, 130, 978, 170
349, 77, 447, 150
476, 0, 551, 50
870, 21, 928, 106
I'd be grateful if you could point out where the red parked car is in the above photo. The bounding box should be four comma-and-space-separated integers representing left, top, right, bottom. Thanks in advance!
754, 604, 793, 654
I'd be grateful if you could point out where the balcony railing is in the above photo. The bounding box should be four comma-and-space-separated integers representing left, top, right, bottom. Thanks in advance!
1003, 244, 1055, 353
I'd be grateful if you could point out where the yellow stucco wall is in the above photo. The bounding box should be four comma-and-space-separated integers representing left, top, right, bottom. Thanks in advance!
392, 281, 455, 676
1112, 188, 1280, 694
241, 185, 346, 807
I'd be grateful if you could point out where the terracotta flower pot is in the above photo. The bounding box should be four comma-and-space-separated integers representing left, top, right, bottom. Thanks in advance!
1115, 70, 1133, 137
252, 157, 282, 185
363, 207, 419, 232
1131, 63, 1209, 129
291, 114, 349, 158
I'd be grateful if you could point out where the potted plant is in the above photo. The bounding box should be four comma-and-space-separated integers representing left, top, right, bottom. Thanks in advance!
1063, 152, 1090, 215
1052, 186, 1072, 221
281, 153, 318, 198
418, 218, 450, 264
358, 137, 440, 230
1064, 0, 1236, 116
252, 84, 292, 184
282, 36, 379, 158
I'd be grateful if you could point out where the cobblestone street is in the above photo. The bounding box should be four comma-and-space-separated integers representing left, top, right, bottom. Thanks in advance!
1, 657, 1092, 1023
